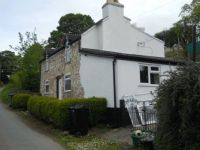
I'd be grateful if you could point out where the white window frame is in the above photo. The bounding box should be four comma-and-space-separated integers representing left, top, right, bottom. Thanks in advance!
64, 73, 71, 92
139, 64, 160, 86
44, 80, 49, 94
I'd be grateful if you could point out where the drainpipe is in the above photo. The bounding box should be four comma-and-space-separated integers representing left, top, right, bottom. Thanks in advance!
113, 58, 117, 108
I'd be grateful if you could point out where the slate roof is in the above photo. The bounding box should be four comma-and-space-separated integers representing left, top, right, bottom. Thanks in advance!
80, 48, 184, 65
43, 34, 81, 59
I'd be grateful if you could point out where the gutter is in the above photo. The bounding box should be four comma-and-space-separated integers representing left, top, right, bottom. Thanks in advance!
113, 57, 117, 108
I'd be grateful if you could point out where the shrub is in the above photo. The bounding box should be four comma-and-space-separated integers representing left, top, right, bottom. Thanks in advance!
0, 84, 19, 104
0, 80, 3, 87
27, 96, 107, 129
12, 93, 31, 110
155, 62, 200, 150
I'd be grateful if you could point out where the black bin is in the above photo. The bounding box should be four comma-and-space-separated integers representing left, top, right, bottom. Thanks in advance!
68, 105, 89, 136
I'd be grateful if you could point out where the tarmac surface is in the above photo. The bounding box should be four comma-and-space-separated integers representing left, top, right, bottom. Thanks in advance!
0, 97, 64, 150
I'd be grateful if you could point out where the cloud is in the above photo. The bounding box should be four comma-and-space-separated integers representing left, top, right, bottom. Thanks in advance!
0, 0, 192, 51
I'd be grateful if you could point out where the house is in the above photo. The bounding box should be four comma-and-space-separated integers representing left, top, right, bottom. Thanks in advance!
40, 0, 181, 108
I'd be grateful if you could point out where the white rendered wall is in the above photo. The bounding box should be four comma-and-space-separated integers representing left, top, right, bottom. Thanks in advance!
79, 54, 114, 107
116, 60, 176, 107
81, 3, 165, 57
79, 53, 176, 108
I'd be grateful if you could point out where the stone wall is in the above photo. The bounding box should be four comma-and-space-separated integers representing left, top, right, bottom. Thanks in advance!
40, 41, 84, 99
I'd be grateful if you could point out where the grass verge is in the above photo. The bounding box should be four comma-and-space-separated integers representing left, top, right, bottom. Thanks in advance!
15, 110, 132, 150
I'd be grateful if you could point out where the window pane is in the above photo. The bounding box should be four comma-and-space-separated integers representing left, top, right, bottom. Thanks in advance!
151, 67, 159, 71
65, 79, 71, 91
46, 85, 49, 93
140, 66, 148, 83
150, 73, 160, 84
65, 48, 71, 63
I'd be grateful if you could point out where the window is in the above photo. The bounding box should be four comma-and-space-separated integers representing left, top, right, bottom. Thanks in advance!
64, 74, 71, 92
45, 59, 49, 71
140, 65, 149, 83
140, 65, 160, 85
44, 80, 49, 94
65, 46, 72, 63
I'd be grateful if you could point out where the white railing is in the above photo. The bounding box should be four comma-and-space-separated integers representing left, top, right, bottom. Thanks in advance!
122, 95, 157, 128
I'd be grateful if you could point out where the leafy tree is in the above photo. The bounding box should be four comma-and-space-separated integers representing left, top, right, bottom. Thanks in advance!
155, 0, 199, 52
20, 43, 44, 92
155, 62, 200, 150
48, 13, 94, 48
180, 0, 200, 25
0, 50, 19, 84
10, 31, 38, 55
155, 27, 178, 48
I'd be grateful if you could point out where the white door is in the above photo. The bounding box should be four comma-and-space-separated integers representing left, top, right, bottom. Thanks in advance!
58, 79, 62, 100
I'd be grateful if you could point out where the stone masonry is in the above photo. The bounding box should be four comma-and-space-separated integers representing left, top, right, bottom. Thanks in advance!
40, 41, 84, 99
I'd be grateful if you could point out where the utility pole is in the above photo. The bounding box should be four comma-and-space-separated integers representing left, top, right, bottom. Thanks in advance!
192, 25, 196, 62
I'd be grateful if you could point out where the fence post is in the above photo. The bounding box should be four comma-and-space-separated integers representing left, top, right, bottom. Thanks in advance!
143, 101, 147, 131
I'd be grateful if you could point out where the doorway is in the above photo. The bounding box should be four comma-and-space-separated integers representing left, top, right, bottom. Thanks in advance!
56, 76, 62, 100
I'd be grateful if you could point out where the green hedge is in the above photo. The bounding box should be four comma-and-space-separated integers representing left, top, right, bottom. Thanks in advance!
155, 62, 200, 150
12, 93, 31, 110
27, 96, 107, 129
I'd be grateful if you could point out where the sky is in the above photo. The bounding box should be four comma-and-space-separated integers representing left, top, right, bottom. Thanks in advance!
0, 0, 192, 52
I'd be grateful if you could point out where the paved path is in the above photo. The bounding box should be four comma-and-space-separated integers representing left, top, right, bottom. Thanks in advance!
0, 91, 64, 150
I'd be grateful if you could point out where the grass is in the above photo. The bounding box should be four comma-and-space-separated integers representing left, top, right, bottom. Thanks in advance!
16, 110, 129, 150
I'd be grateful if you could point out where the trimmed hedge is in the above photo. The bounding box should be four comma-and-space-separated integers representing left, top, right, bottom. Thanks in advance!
12, 93, 31, 110
27, 96, 107, 129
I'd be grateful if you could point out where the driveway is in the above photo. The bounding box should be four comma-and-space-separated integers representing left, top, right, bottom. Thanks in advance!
0, 90, 64, 150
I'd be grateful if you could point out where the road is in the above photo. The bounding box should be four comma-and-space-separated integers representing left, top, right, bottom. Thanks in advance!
0, 91, 65, 150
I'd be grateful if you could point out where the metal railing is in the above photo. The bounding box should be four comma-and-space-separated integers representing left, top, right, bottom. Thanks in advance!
123, 95, 157, 132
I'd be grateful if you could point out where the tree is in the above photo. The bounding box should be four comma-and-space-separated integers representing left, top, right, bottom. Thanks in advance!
180, 0, 200, 25
10, 31, 38, 55
47, 13, 94, 48
20, 43, 44, 92
0, 50, 19, 84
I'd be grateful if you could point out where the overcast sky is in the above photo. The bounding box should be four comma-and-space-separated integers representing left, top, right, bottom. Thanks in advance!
0, 0, 192, 52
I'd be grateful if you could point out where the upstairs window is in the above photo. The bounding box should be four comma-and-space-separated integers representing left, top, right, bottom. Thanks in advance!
44, 80, 49, 94
65, 41, 72, 63
140, 65, 160, 85
45, 59, 49, 71
64, 74, 71, 92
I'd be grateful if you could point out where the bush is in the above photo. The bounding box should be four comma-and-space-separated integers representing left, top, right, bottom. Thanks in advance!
27, 96, 107, 129
155, 62, 200, 150
0, 84, 19, 104
0, 80, 3, 87
12, 93, 31, 110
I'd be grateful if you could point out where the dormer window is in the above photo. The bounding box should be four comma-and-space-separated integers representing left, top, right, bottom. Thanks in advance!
65, 46, 72, 63
45, 49, 49, 72
65, 37, 72, 63
45, 59, 49, 71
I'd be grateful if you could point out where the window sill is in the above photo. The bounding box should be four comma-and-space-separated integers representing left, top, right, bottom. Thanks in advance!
64, 90, 71, 93
138, 84, 159, 87
65, 61, 71, 64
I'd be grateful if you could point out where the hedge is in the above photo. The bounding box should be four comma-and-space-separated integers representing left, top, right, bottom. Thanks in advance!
27, 96, 107, 129
155, 62, 200, 150
12, 93, 31, 110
